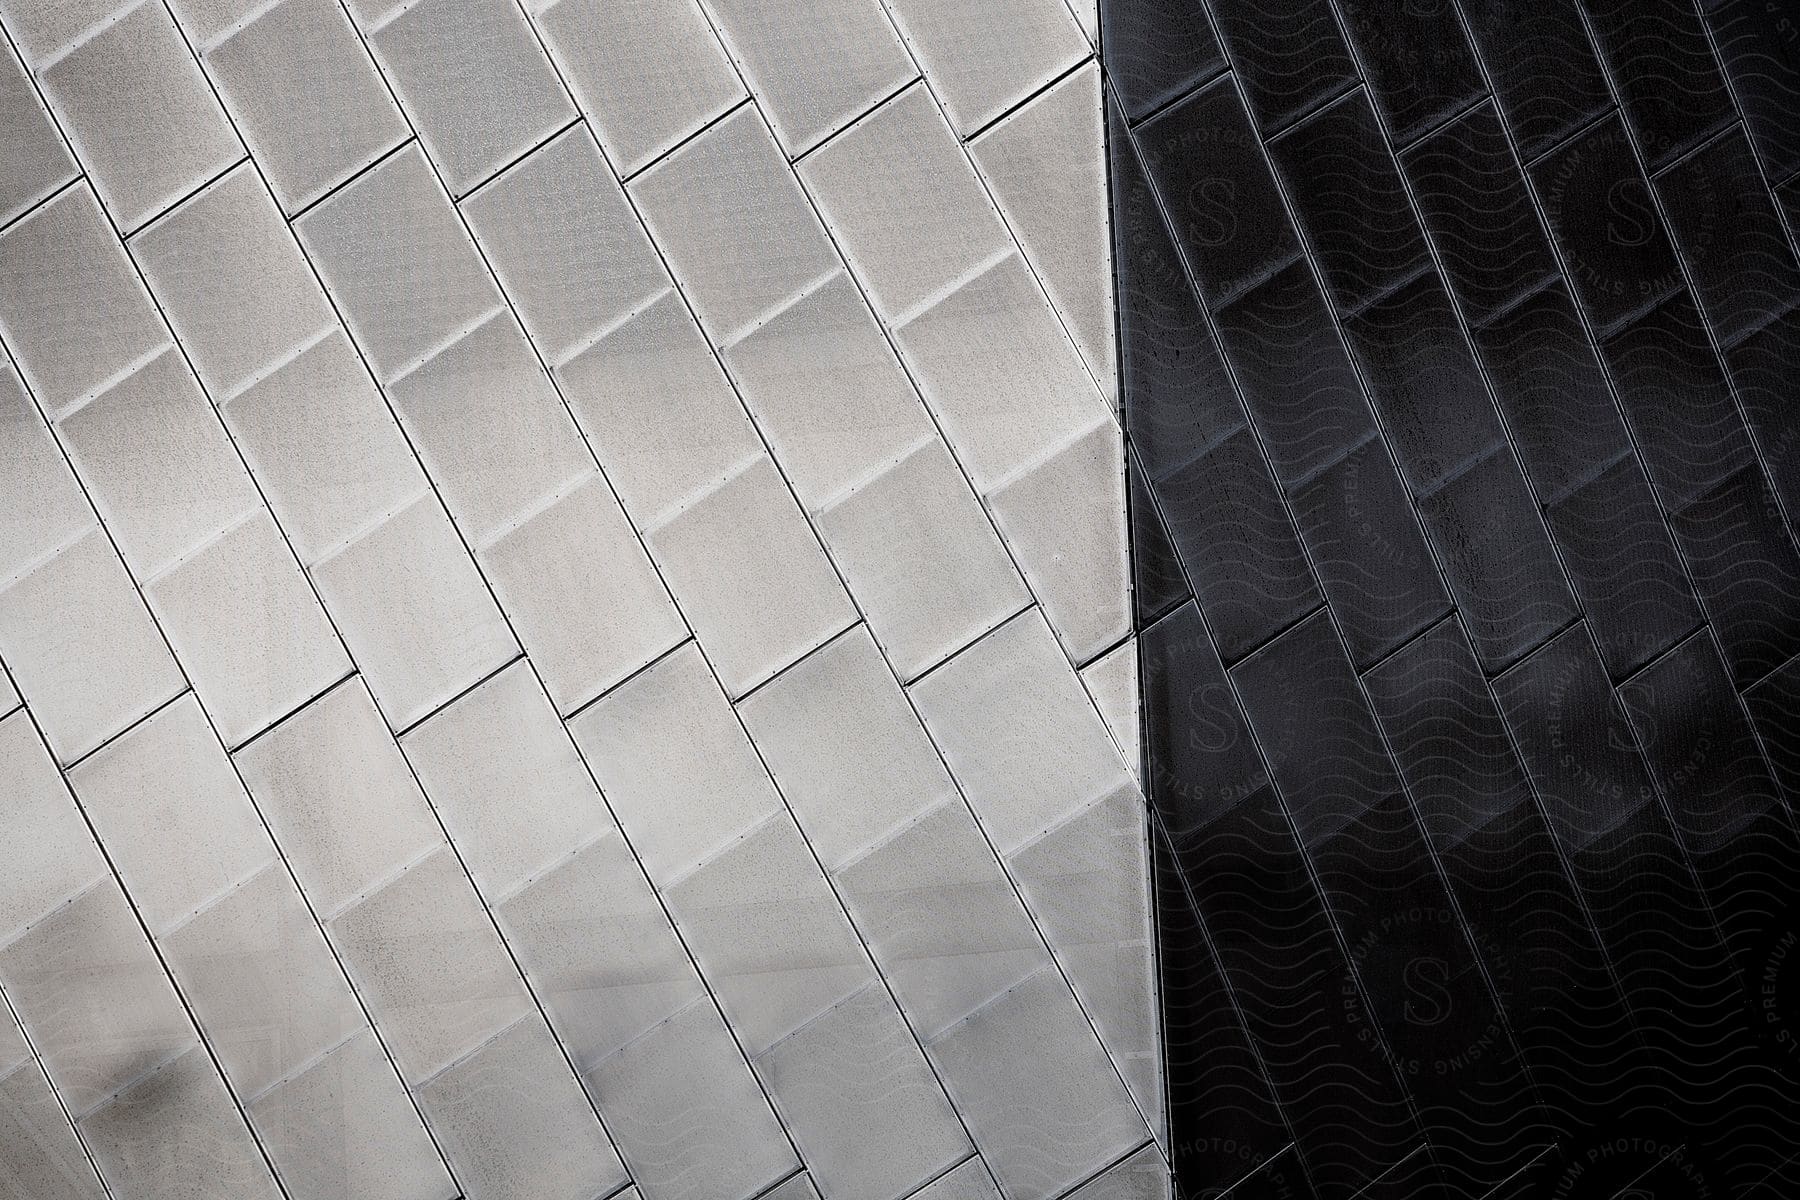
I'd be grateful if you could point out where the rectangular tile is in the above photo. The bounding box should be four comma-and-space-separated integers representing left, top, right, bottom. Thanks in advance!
882, 0, 1088, 135
1333, 0, 1483, 145
1458, 0, 1611, 159
1582, 0, 1734, 168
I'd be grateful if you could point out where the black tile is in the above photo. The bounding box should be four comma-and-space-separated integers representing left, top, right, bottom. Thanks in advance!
1670, 463, 1800, 687
1218, 1146, 1310, 1200
1470, 281, 1631, 504
1530, 115, 1684, 336
1112, 107, 1248, 482
1102, 0, 1228, 123
1601, 291, 1756, 511
1458, 0, 1613, 160
1333, 0, 1485, 146
1780, 173, 1800, 242
1268, 91, 1432, 315
1340, 273, 1506, 495
1580, 0, 1736, 168
1231, 611, 1401, 848
1402, 102, 1560, 328
1707, 0, 1800, 181
1656, 127, 1800, 348
1744, 652, 1800, 800
1129, 449, 1193, 625
1206, 0, 1357, 135
1290, 437, 1450, 671
1136, 76, 1301, 308
1418, 449, 1579, 674
1723, 305, 1800, 516
1157, 429, 1322, 662
1212, 260, 1375, 488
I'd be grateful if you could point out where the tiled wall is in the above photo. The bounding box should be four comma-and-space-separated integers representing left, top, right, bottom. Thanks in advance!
1108, 0, 1800, 1196
0, 3, 1161, 1200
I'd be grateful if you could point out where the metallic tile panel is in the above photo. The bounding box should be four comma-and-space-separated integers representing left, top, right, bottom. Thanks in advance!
0, 3, 1146, 1197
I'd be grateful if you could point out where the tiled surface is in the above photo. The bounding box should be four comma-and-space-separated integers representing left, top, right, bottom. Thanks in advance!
1110, 0, 1800, 1196
0, 5, 1150, 1200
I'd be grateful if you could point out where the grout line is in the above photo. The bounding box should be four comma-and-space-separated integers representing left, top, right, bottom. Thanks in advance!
285, 136, 416, 223
963, 55, 1092, 143
618, 95, 756, 184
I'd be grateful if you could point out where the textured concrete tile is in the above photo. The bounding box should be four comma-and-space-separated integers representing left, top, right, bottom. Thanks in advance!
0, 40, 77, 226
0, 713, 108, 941
0, 1043, 106, 1200
883, 0, 1088, 134
0, 366, 92, 580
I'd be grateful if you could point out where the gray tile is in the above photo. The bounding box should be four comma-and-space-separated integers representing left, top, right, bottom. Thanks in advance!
0, 39, 77, 227
705, 0, 913, 154
739, 627, 958, 872
817, 437, 1029, 680
0, 0, 122, 65
146, 511, 352, 747
368, 0, 574, 196
402, 660, 611, 900
0, 186, 166, 417
911, 1158, 1001, 1200
69, 696, 277, 938
646, 454, 855, 697
0, 1045, 106, 1200
233, 679, 444, 919
1079, 640, 1139, 778
0, 527, 185, 764
0, 712, 109, 943
202, 0, 410, 214
130, 164, 335, 397
295, 145, 501, 384
480, 473, 687, 713
250, 1030, 454, 1200
630, 104, 839, 340
529, 0, 743, 176
584, 998, 796, 1200
664, 812, 875, 1056
310, 494, 517, 731
462, 125, 666, 365
37, 1, 241, 232
883, 0, 1087, 135
418, 1014, 626, 1200
569, 643, 784, 887
1066, 1144, 1169, 1200
167, 0, 280, 44
328, 846, 532, 1084
757, 984, 969, 1200
0, 365, 91, 580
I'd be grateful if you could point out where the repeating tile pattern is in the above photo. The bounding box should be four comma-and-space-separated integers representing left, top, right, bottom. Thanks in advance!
1109, 0, 1800, 1196
0, 4, 1152, 1200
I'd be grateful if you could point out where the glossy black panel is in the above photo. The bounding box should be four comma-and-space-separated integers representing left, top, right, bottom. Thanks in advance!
1217, 1147, 1309, 1200
1581, 0, 1736, 168
1458, 0, 1612, 160
1723, 305, 1800, 515
1101, 0, 1228, 123
1709, 0, 1800, 180
1670, 463, 1800, 687
1206, 0, 1356, 135
1130, 450, 1194, 626
1332, 0, 1484, 147
1744, 653, 1800, 799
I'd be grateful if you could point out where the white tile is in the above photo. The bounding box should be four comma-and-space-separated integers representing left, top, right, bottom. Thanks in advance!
646, 455, 855, 697
147, 511, 352, 747
818, 437, 1029, 680
0, 528, 185, 764
480, 474, 686, 713
970, 64, 1114, 403
1081, 638, 1140, 778
1066, 1138, 1168, 1200
569, 644, 783, 887
836, 798, 1048, 1038
0, 1044, 106, 1200
369, 0, 573, 195
555, 289, 761, 525
0, 882, 193, 1118
630, 105, 839, 340
160, 864, 362, 1098
912, 1159, 1001, 1200
893, 252, 1106, 493
497, 831, 703, 1069
78, 1046, 280, 1200
883, 0, 1087, 135
70, 696, 276, 937
402, 660, 610, 899
311, 495, 518, 732
296, 145, 501, 384
664, 813, 874, 1056
928, 970, 1147, 1200
739, 627, 957, 871
722, 269, 933, 511
203, 0, 410, 214
383, 312, 591, 546
0, 38, 77, 226
462, 125, 665, 365
233, 679, 444, 919
0, 186, 166, 416
705, 0, 913, 154
130, 165, 335, 397
220, 331, 426, 566
0, 366, 91, 579
911, 612, 1132, 854
250, 1030, 454, 1200
531, 0, 743, 176
328, 847, 532, 1083
986, 417, 1128, 663
583, 998, 795, 1200
0, 669, 15, 715
0, 0, 120, 66
419, 1014, 624, 1200
756, 985, 969, 1200
38, 1, 241, 232
799, 85, 1010, 323
167, 0, 279, 43
56, 346, 260, 577
0, 713, 108, 941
